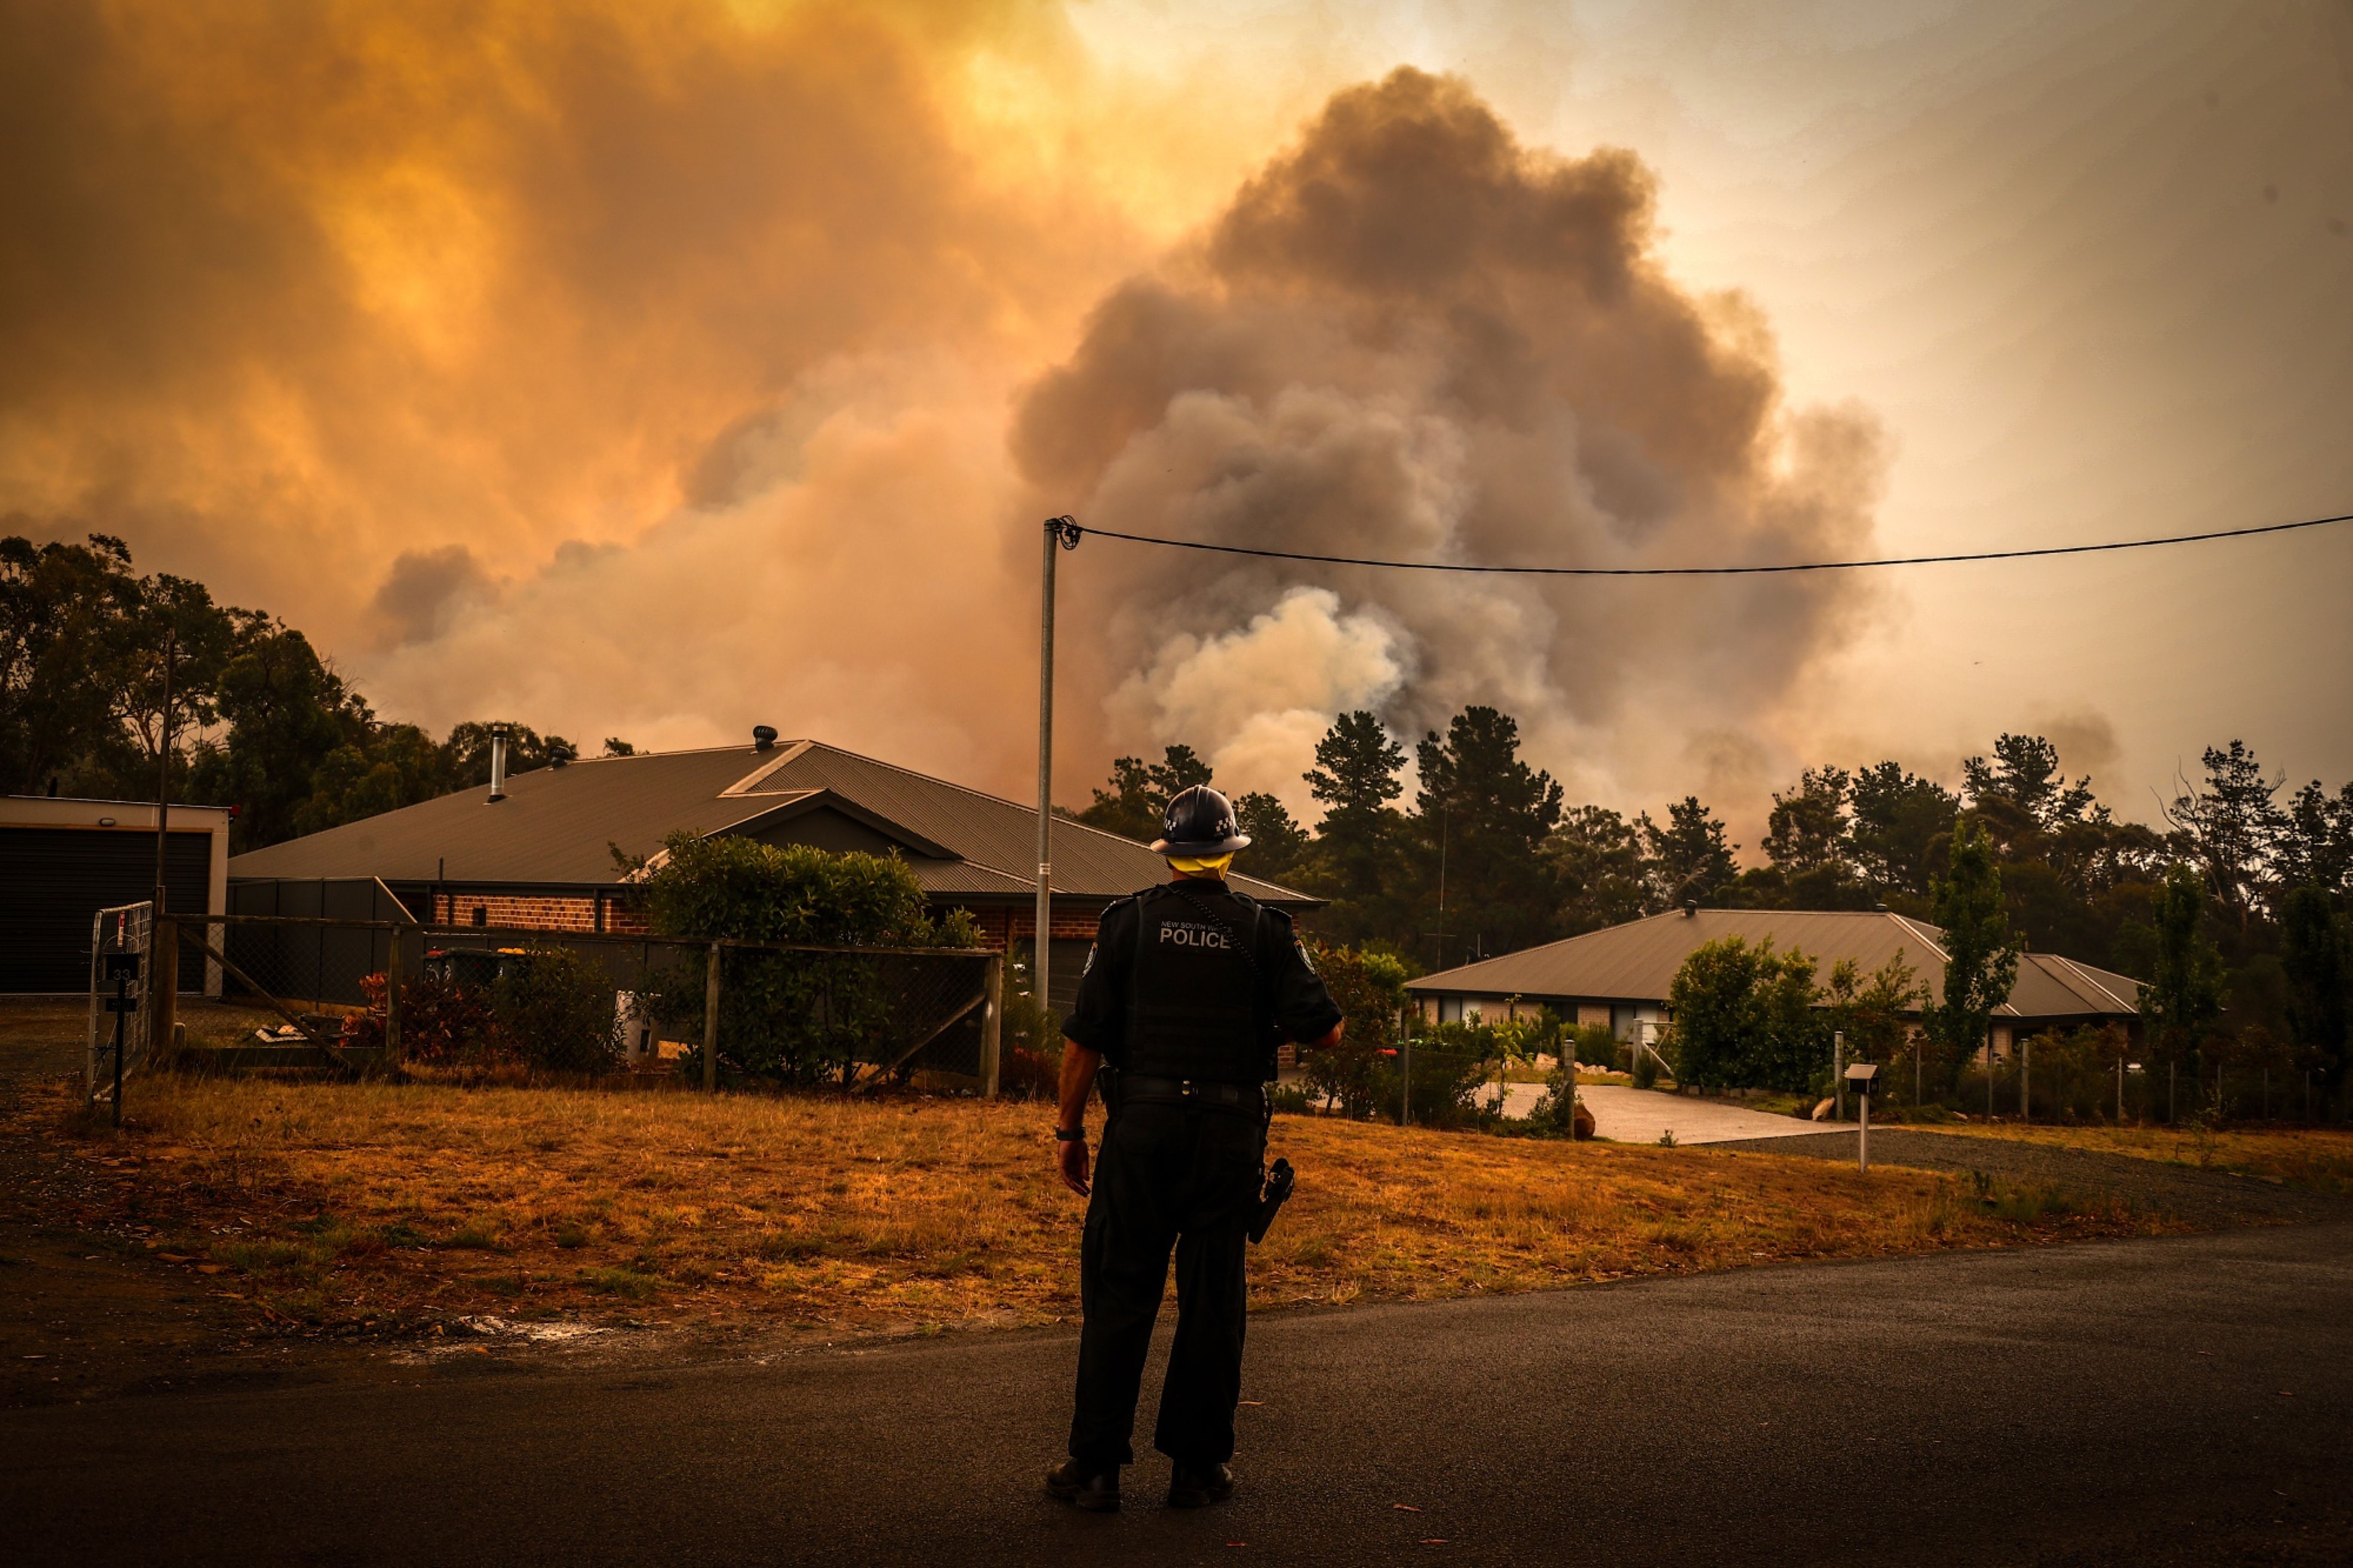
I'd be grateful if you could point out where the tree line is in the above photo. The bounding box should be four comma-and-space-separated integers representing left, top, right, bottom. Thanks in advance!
1078, 712, 2353, 1101
1, 533, 614, 851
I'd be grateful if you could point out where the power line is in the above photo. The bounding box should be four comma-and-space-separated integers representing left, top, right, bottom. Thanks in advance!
1064, 509, 2353, 577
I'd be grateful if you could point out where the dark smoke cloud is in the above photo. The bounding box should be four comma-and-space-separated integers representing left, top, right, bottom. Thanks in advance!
369, 545, 498, 650
1018, 68, 1886, 808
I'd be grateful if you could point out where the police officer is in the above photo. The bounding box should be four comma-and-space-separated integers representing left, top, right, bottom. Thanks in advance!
1044, 785, 1343, 1513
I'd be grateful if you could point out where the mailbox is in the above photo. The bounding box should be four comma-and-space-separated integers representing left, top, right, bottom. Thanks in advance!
1845, 1062, 1882, 1174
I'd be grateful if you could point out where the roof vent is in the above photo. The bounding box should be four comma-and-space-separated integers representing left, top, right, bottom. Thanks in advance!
487, 722, 510, 803
549, 743, 573, 769
1874, 902, 1889, 913
752, 725, 778, 751
1683, 900, 1698, 918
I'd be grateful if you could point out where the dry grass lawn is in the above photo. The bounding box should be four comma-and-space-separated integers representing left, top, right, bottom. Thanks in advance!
1928, 1120, 2353, 1196
31, 1070, 2199, 1339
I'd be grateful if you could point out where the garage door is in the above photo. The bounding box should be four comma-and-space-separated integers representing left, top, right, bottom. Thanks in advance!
0, 828, 212, 993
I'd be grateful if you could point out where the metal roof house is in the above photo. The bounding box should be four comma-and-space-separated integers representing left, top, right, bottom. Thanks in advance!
1407, 907, 2142, 1056
227, 733, 1314, 1009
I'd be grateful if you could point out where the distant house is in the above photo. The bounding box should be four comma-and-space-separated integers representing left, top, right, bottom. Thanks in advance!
226, 732, 1315, 1012
1405, 906, 2141, 1059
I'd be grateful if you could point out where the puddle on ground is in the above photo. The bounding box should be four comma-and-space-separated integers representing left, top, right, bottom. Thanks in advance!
434, 1315, 611, 1348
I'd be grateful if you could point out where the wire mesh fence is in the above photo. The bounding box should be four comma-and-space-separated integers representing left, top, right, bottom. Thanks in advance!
150, 916, 1004, 1091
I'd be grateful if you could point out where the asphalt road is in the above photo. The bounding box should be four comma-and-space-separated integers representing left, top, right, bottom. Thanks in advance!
8, 1224, 2352, 1567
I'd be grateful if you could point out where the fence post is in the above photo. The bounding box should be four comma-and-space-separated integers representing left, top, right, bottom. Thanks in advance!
1401, 1028, 1413, 1127
2021, 1036, 2030, 1122
1564, 1032, 1578, 1139
980, 954, 1004, 1099
148, 915, 177, 1067
1834, 1031, 1846, 1121
703, 942, 722, 1093
385, 926, 404, 1066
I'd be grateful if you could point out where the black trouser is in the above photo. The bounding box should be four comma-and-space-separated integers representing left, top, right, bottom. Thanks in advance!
1068, 1098, 1265, 1471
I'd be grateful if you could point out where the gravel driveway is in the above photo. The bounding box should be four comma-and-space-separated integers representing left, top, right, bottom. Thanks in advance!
1711, 1127, 2353, 1227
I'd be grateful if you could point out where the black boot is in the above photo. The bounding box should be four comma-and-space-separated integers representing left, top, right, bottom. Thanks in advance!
1167, 1461, 1235, 1508
1046, 1458, 1121, 1512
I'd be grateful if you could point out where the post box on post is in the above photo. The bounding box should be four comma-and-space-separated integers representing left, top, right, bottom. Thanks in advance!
1844, 1061, 1881, 1174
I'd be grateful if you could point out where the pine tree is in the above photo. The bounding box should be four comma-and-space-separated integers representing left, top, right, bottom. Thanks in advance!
2163, 740, 2285, 927
1925, 818, 2020, 1092
1643, 797, 1738, 905
1077, 744, 1214, 842
1300, 711, 1409, 927
1762, 766, 1853, 874
2281, 884, 2350, 1092
1847, 761, 1959, 897
1232, 792, 1309, 881
1414, 708, 1564, 960
2140, 863, 2227, 1080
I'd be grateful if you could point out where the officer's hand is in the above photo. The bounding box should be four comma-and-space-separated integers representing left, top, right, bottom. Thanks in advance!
1056, 1131, 1090, 1197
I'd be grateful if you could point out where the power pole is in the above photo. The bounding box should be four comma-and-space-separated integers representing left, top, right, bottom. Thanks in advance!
147, 625, 178, 1071
1035, 517, 1079, 1019
151, 625, 175, 918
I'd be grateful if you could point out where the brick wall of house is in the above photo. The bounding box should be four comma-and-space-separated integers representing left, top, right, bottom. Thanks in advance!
432, 892, 649, 934
426, 892, 1101, 945
966, 906, 1104, 952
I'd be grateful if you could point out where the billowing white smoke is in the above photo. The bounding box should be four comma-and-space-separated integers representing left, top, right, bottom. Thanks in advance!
1109, 585, 1410, 789
1020, 68, 1885, 819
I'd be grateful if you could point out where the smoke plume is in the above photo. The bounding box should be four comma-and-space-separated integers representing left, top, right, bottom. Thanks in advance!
1019, 68, 1886, 813
2, 9, 1880, 818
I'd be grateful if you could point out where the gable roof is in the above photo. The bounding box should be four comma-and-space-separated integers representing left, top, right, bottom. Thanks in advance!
227, 738, 1313, 906
1405, 907, 2141, 1022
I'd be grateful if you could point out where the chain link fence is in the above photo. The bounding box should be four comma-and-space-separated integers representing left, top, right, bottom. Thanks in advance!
144, 916, 1004, 1092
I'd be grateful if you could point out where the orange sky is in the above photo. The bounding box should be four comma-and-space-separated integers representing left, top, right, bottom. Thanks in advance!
3, 0, 2347, 837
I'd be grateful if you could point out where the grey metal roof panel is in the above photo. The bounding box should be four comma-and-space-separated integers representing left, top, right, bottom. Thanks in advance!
1404, 908, 2139, 1022
731, 742, 1311, 905
227, 739, 1315, 906
228, 747, 788, 884
2013, 953, 2143, 1017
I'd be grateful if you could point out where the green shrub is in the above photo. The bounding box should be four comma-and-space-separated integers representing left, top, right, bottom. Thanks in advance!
1631, 1042, 1662, 1091
1392, 1024, 1498, 1127
997, 971, 1063, 1099
1666, 936, 1828, 1093
1564, 1022, 1619, 1073
636, 832, 980, 1085
492, 945, 620, 1073
1300, 942, 1410, 1118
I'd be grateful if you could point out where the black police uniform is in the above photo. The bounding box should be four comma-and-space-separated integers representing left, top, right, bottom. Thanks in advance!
1062, 878, 1342, 1475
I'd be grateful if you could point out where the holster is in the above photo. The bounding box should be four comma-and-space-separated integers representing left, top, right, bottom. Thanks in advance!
1249, 1158, 1295, 1245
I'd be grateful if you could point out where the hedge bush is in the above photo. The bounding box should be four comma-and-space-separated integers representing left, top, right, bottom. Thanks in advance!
636, 832, 981, 1086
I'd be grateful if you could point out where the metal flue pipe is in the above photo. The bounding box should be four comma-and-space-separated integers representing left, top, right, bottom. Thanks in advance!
488, 722, 510, 802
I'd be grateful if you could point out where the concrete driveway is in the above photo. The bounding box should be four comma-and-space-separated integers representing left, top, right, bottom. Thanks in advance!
1484, 1082, 1834, 1143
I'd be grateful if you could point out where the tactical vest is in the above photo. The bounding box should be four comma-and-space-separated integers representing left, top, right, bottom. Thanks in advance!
1123, 885, 1274, 1085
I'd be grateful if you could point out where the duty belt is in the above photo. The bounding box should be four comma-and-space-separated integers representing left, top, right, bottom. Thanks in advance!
1115, 1074, 1265, 1114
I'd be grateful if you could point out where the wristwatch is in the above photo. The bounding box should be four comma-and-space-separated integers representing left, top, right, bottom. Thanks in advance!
1054, 1126, 1086, 1142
